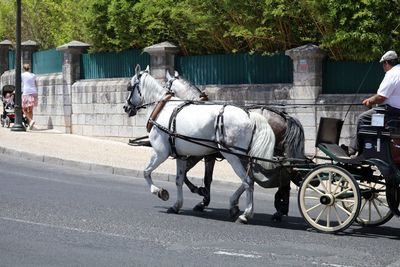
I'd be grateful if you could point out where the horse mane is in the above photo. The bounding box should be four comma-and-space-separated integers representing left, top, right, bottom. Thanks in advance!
141, 73, 170, 102
283, 116, 305, 159
171, 77, 205, 101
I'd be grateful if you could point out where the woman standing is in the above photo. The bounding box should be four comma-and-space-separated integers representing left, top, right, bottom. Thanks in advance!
21, 63, 38, 130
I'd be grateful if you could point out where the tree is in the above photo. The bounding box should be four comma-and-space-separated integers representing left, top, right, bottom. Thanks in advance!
0, 0, 399, 61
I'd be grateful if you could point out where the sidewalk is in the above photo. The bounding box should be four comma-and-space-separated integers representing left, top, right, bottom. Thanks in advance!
0, 124, 238, 185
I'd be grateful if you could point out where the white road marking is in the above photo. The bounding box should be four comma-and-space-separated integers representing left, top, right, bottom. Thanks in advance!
0, 216, 131, 239
313, 262, 354, 267
214, 251, 262, 258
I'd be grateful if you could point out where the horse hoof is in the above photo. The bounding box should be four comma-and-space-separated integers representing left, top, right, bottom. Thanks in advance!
197, 187, 208, 197
157, 188, 169, 201
229, 206, 240, 219
235, 215, 248, 224
271, 213, 282, 222
193, 202, 205, 212
167, 207, 179, 214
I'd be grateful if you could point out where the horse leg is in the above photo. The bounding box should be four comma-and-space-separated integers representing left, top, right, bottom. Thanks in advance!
193, 155, 216, 212
183, 156, 203, 194
229, 183, 246, 219
144, 152, 170, 201
223, 153, 255, 224
236, 177, 254, 224
167, 159, 186, 214
272, 183, 290, 222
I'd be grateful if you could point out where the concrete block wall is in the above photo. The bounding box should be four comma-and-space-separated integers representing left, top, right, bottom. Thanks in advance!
71, 78, 148, 141
0, 41, 372, 154
35, 73, 68, 132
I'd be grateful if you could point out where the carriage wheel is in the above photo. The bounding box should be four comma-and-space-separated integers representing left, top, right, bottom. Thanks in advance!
342, 181, 393, 227
298, 165, 361, 233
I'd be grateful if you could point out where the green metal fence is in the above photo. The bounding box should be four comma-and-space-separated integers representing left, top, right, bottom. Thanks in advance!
175, 53, 293, 85
81, 49, 150, 79
32, 49, 62, 74
322, 59, 384, 94
8, 50, 15, 70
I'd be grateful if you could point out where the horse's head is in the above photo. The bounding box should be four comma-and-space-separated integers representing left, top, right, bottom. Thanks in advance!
123, 65, 149, 117
165, 70, 208, 101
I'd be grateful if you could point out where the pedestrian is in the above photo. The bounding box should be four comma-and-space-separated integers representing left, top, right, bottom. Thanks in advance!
21, 63, 38, 130
345, 50, 400, 155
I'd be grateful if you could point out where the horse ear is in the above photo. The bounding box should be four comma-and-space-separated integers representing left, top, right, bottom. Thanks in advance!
135, 64, 141, 76
145, 65, 150, 73
174, 71, 179, 78
166, 70, 172, 81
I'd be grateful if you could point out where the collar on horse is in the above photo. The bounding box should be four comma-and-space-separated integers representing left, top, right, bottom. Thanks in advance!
146, 92, 174, 132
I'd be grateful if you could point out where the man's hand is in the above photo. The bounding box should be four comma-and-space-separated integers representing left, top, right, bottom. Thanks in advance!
362, 98, 373, 108
362, 94, 386, 108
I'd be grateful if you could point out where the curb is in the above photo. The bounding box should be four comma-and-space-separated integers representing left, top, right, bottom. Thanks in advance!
0, 145, 240, 187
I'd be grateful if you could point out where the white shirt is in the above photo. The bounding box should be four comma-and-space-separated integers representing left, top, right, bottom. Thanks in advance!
377, 64, 400, 109
21, 71, 37, 95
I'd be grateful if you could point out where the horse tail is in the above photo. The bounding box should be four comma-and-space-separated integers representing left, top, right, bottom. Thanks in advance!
283, 116, 305, 159
248, 112, 276, 173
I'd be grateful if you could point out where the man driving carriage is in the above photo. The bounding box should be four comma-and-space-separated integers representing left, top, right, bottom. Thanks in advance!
345, 50, 400, 155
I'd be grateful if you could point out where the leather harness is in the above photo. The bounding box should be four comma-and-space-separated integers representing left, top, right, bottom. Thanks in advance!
147, 95, 255, 159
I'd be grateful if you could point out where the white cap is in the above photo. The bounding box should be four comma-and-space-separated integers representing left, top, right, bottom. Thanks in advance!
379, 50, 398, 62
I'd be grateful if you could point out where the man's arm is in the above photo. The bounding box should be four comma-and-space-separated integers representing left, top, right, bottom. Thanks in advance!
362, 94, 387, 108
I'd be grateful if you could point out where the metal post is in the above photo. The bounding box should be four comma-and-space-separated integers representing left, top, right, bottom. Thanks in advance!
11, 0, 26, 131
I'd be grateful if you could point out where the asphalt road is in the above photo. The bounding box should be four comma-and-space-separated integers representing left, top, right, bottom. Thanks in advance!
0, 154, 399, 267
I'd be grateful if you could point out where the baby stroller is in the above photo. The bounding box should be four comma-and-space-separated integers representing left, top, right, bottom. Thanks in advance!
1, 85, 28, 128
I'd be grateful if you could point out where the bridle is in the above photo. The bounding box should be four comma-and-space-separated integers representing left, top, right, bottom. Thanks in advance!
124, 71, 148, 116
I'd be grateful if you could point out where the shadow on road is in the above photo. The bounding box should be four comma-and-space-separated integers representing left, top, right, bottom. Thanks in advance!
156, 205, 400, 239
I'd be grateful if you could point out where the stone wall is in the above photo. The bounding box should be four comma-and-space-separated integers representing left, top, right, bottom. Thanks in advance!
0, 41, 372, 155
71, 78, 147, 141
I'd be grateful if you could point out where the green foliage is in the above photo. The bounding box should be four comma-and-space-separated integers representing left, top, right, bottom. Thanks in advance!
0, 0, 399, 61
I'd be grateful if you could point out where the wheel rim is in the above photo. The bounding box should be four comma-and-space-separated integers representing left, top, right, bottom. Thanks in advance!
298, 165, 361, 233
355, 182, 393, 226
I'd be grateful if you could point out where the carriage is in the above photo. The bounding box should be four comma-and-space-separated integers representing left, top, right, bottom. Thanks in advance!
124, 66, 400, 234
296, 108, 400, 233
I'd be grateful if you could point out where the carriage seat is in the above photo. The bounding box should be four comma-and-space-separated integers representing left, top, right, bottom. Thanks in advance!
315, 117, 353, 161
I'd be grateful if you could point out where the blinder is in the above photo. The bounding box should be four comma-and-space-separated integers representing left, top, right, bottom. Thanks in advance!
123, 72, 144, 117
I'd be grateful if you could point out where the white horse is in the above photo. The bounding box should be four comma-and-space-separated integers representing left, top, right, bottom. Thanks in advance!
123, 67, 276, 224
165, 70, 307, 221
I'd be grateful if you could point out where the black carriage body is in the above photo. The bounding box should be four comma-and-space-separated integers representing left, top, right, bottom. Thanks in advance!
316, 107, 400, 217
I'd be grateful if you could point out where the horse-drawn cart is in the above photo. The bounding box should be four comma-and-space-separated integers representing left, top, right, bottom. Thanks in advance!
124, 67, 400, 233
297, 107, 400, 233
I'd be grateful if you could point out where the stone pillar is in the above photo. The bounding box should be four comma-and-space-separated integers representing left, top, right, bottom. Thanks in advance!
285, 44, 327, 155
144, 41, 180, 83
56, 40, 91, 133
57, 40, 90, 85
21, 40, 38, 67
285, 44, 326, 101
0, 40, 13, 75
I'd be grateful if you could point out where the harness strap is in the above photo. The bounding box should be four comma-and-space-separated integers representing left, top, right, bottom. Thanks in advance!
148, 118, 279, 164
216, 105, 227, 147
215, 105, 253, 154
168, 101, 193, 158
146, 93, 173, 132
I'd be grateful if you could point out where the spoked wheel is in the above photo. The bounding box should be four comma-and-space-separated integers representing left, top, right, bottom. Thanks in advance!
298, 165, 361, 233
345, 181, 393, 227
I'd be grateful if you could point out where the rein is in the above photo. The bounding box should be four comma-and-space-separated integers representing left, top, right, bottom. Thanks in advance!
148, 116, 279, 165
